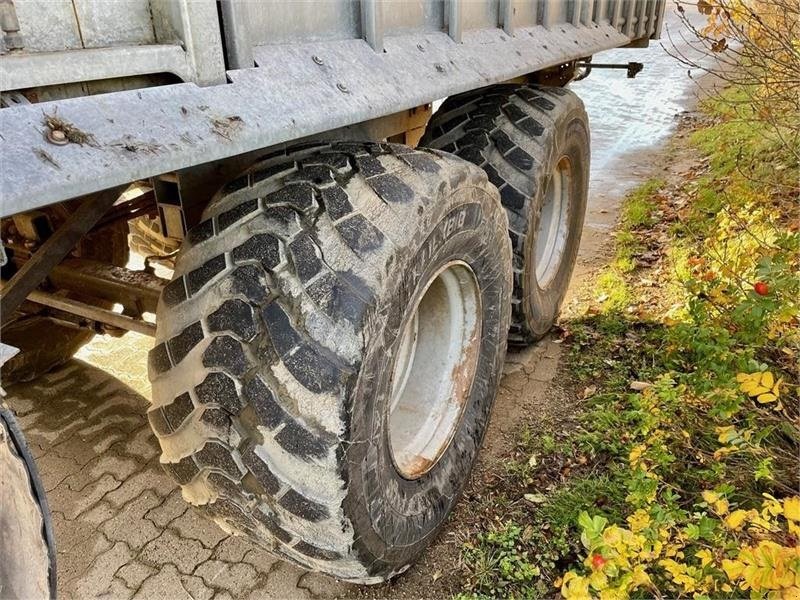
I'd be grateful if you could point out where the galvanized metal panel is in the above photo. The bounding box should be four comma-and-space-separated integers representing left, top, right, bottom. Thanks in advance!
242, 0, 362, 45
1, 21, 631, 215
12, 0, 82, 52
383, 0, 444, 35
512, 0, 538, 28
461, 0, 500, 31
72, 0, 156, 48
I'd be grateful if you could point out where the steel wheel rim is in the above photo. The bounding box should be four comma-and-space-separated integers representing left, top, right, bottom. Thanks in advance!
535, 156, 572, 288
388, 261, 482, 480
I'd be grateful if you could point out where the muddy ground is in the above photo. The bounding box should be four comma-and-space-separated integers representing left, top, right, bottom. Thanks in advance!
3, 8, 716, 600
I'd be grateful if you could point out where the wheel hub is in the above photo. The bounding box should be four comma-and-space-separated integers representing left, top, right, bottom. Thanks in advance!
388, 261, 482, 479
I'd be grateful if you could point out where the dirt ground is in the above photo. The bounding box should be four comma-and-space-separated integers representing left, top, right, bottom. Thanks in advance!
2, 9, 715, 600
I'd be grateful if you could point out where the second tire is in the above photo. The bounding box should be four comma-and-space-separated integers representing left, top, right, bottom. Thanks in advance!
422, 84, 590, 345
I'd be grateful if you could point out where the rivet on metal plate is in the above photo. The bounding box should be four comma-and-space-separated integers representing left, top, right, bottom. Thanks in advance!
312, 55, 324, 66
336, 83, 350, 93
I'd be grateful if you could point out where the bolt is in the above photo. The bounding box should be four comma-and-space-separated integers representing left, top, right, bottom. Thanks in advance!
312, 55, 324, 65
46, 129, 68, 145
336, 82, 350, 93
417, 43, 425, 52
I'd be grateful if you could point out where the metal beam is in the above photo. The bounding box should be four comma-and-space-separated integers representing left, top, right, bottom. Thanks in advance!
573, 0, 583, 26
26, 289, 156, 336
219, 0, 255, 69
500, 0, 515, 35
0, 187, 123, 324
448, 0, 463, 43
0, 45, 190, 92
49, 259, 166, 315
625, 0, 637, 36
361, 0, 384, 52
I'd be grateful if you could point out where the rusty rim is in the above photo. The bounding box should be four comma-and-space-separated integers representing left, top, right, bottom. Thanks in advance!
388, 261, 482, 480
535, 156, 572, 288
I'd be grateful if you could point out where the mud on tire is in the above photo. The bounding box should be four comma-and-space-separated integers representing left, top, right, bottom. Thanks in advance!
421, 84, 590, 345
148, 142, 512, 582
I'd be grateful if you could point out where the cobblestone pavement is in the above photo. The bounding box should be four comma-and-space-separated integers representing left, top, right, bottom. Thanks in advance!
5, 338, 353, 600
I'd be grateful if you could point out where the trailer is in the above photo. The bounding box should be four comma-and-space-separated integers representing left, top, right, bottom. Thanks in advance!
0, 0, 665, 588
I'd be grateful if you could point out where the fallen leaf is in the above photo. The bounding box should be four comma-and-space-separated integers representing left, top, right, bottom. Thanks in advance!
630, 381, 653, 391
524, 493, 547, 505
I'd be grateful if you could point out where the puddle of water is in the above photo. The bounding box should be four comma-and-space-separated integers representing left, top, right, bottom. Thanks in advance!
573, 6, 712, 199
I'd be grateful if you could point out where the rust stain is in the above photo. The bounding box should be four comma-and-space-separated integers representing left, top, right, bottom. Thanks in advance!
451, 330, 481, 407
406, 455, 435, 477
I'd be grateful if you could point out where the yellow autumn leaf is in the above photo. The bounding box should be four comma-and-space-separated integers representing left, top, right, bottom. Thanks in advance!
702, 490, 721, 504
627, 509, 651, 533
722, 558, 744, 581
761, 371, 774, 388
560, 572, 591, 599
738, 371, 773, 397
714, 446, 737, 459
784, 497, 800, 522
629, 444, 646, 464
725, 509, 749, 530
715, 498, 730, 516
783, 586, 800, 600
696, 548, 714, 567
716, 425, 737, 444
757, 392, 778, 404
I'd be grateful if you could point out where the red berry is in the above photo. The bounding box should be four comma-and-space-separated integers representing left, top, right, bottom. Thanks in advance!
754, 281, 769, 296
591, 554, 607, 569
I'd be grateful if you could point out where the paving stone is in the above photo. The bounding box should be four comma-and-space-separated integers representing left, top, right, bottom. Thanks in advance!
105, 469, 173, 508
170, 507, 229, 549
140, 529, 212, 575
132, 564, 195, 600
146, 489, 188, 528
254, 562, 312, 599
213, 536, 256, 563
100, 578, 135, 600
64, 454, 140, 492
298, 571, 351, 598
35, 451, 82, 491
242, 547, 281, 576
48, 472, 121, 520
81, 500, 117, 526
102, 491, 162, 549
56, 531, 113, 589
115, 424, 160, 462
69, 541, 134, 598
180, 573, 215, 600
117, 561, 157, 589
194, 560, 261, 597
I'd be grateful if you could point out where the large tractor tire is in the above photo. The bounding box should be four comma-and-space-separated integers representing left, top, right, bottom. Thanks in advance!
0, 405, 57, 599
1, 215, 129, 385
421, 84, 590, 345
148, 142, 512, 582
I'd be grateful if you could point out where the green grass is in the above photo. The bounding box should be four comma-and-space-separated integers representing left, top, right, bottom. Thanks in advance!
455, 86, 799, 599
